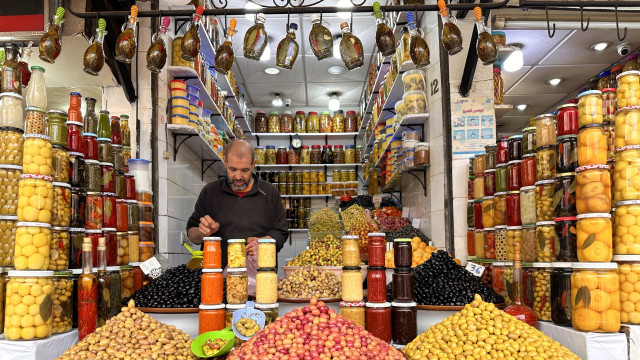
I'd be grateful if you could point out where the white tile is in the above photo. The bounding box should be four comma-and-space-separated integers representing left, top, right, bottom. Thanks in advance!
452, 198, 468, 237
429, 135, 444, 176
430, 210, 445, 247
452, 158, 471, 198
430, 172, 445, 212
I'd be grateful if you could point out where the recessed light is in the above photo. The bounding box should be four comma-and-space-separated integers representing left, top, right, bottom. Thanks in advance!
264, 67, 280, 75
547, 78, 562, 86
592, 42, 608, 51
328, 65, 346, 75
516, 104, 527, 111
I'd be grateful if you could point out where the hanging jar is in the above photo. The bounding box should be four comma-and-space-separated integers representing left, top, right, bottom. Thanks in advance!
406, 12, 429, 69
244, 13, 268, 61
339, 22, 364, 71
309, 13, 333, 61
214, 18, 237, 75
147, 17, 171, 73
474, 7, 498, 65
181, 6, 204, 61
115, 6, 139, 64
39, 7, 65, 63
372, 2, 395, 57
2, 43, 21, 94
276, 23, 299, 70
438, 0, 463, 55
18, 41, 33, 88
83, 19, 107, 76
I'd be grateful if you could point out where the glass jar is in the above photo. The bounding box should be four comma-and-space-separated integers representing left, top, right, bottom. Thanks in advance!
535, 114, 557, 149
576, 165, 611, 214
536, 221, 556, 262
226, 268, 248, 304
577, 213, 613, 262
306, 111, 319, 133
82, 133, 98, 160
617, 70, 640, 108
51, 146, 69, 183
532, 263, 552, 321
365, 303, 391, 343
320, 111, 332, 133
578, 124, 608, 166
614, 106, 640, 148
554, 172, 577, 217
496, 164, 508, 193
69, 188, 86, 229
614, 201, 640, 254
555, 216, 578, 262
494, 192, 507, 226
473, 153, 486, 175
265, 145, 276, 165
507, 160, 522, 191
345, 145, 355, 164
522, 127, 536, 155
474, 200, 483, 229
484, 169, 496, 196
280, 111, 293, 133
571, 262, 620, 332
521, 154, 536, 187
615, 256, 640, 324
495, 226, 507, 261
254, 111, 267, 133
506, 191, 521, 226
557, 135, 578, 173
256, 269, 277, 304
536, 180, 556, 222
508, 135, 522, 161
519, 186, 536, 225
23, 134, 52, 176
14, 222, 52, 270
391, 302, 417, 346
310, 145, 321, 164
578, 90, 604, 127
52, 182, 71, 227
485, 144, 497, 169
4, 270, 54, 340
0, 93, 24, 130
557, 104, 579, 136
17, 174, 54, 223
24, 108, 47, 138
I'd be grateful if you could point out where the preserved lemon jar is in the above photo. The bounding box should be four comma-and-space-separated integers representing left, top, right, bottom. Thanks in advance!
536, 221, 556, 262
256, 269, 277, 303
536, 146, 556, 180
614, 255, 640, 324
23, 134, 53, 176
617, 70, 640, 108
535, 114, 557, 148
614, 201, 640, 254
14, 222, 51, 270
571, 262, 620, 332
614, 106, 640, 148
4, 270, 54, 340
482, 196, 495, 228
535, 180, 555, 222
577, 90, 603, 127
17, 174, 54, 223
532, 262, 552, 321
614, 145, 640, 202
576, 165, 611, 214
494, 192, 507, 226
578, 124, 608, 166
577, 213, 613, 262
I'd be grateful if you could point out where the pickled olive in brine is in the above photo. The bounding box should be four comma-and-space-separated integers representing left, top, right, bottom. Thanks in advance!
617, 70, 640, 108
571, 263, 620, 332
474, 174, 485, 200
536, 222, 557, 262
506, 191, 521, 226
533, 264, 552, 321
484, 169, 495, 196
576, 213, 613, 262
495, 226, 507, 261
495, 164, 508, 193
536, 146, 557, 180
521, 155, 537, 187
578, 90, 604, 127
578, 125, 608, 166
474, 200, 483, 229
614, 146, 640, 202
535, 114, 557, 148
482, 196, 495, 228
554, 173, 577, 217
614, 201, 640, 254
614, 106, 640, 148
557, 104, 579, 136
494, 192, 507, 226
536, 180, 556, 222
520, 186, 536, 225
557, 135, 578, 173
507, 160, 521, 191
576, 165, 612, 214
522, 127, 536, 155
555, 217, 578, 262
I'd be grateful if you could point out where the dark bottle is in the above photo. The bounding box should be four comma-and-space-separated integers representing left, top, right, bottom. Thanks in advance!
438, 0, 463, 55
339, 22, 364, 71
373, 2, 395, 57
147, 17, 171, 73
2, 43, 22, 94
214, 18, 237, 75
39, 7, 65, 63
308, 13, 333, 61
407, 12, 429, 69
115, 6, 138, 64
18, 41, 33, 88
276, 23, 299, 70
474, 7, 498, 65
504, 238, 538, 327
244, 13, 268, 61
83, 19, 107, 76
181, 6, 204, 61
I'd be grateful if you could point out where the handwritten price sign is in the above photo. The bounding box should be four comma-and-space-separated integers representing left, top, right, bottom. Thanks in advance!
465, 262, 485, 277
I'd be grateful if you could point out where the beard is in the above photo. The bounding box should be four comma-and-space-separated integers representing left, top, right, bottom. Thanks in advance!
228, 176, 252, 191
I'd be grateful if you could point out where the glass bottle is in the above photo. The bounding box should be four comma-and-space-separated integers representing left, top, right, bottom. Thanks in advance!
83, 19, 107, 76
181, 6, 204, 61
121, 115, 131, 147
78, 238, 97, 341
439, 1, 463, 55
2, 43, 21, 94
373, 2, 395, 57
214, 18, 237, 75
84, 97, 99, 134
147, 17, 170, 73
504, 238, 538, 327
97, 110, 111, 139
244, 13, 268, 61
474, 7, 498, 65
339, 22, 364, 71
115, 6, 138, 64
309, 13, 333, 61
406, 12, 429, 69
39, 7, 65, 63
18, 41, 33, 87
96, 237, 111, 327
276, 23, 299, 70
26, 66, 47, 109
111, 116, 122, 145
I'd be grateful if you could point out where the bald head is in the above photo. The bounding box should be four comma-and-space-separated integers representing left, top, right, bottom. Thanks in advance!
224, 139, 254, 163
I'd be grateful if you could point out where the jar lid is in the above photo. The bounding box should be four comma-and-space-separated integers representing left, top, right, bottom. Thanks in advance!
52, 182, 71, 188
578, 89, 602, 97
555, 172, 576, 177
612, 255, 640, 262
576, 164, 609, 172
615, 200, 640, 207
531, 262, 551, 268
494, 192, 507, 196
54, 270, 73, 276
393, 238, 412, 242
0, 215, 18, 221
24, 133, 51, 141
556, 103, 577, 110
534, 180, 556, 185
555, 217, 577, 221
391, 302, 417, 307
340, 301, 365, 307
365, 302, 391, 308
506, 226, 522, 230
199, 304, 225, 310
52, 226, 69, 231
576, 213, 611, 219
342, 266, 361, 270
0, 164, 22, 170
254, 303, 278, 309
228, 239, 246, 243
69, 227, 86, 232
507, 160, 522, 165
551, 262, 573, 268
534, 113, 555, 120
226, 303, 248, 310
83, 132, 98, 137
520, 186, 535, 191
616, 145, 640, 152
572, 262, 617, 270
202, 268, 223, 273
203, 237, 222, 241
8, 270, 54, 277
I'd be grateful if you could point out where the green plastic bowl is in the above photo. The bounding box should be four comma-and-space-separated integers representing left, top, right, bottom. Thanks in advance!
191, 327, 236, 358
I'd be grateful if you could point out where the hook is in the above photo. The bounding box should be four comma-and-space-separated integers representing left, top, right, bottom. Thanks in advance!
545, 5, 555, 38
615, 7, 627, 41
580, 7, 589, 31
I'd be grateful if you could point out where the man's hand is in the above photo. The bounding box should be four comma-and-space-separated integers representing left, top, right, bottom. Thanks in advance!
199, 215, 220, 237
246, 237, 259, 256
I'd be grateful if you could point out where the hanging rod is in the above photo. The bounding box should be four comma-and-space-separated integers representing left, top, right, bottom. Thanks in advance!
519, 0, 640, 8
66, 0, 509, 19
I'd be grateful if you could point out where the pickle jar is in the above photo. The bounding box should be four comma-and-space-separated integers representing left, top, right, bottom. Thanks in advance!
532, 262, 552, 321
550, 262, 573, 326
576, 213, 613, 262
578, 124, 608, 166
616, 70, 640, 108
554, 172, 577, 217
522, 127, 536, 155
504, 226, 521, 262
576, 165, 611, 215
535, 180, 556, 222
507, 160, 522, 191
536, 221, 557, 262
482, 196, 495, 228
614, 255, 640, 323
52, 182, 71, 227
474, 200, 483, 230
484, 169, 495, 196
495, 163, 508, 193
485, 144, 497, 169
506, 191, 521, 226
614, 106, 640, 149
571, 262, 620, 332
557, 134, 578, 173
557, 103, 579, 136
536, 146, 556, 180
474, 174, 485, 200
51, 146, 69, 183
507, 135, 522, 161
614, 145, 640, 202
521, 154, 536, 187
497, 137, 509, 164
555, 216, 578, 262
578, 90, 604, 127
473, 153, 486, 175
494, 192, 507, 226
614, 201, 640, 254
495, 226, 508, 261
519, 186, 536, 225
535, 114, 557, 148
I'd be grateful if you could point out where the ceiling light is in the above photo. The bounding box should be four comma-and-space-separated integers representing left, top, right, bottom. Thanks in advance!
260, 44, 271, 61
328, 92, 340, 111
333, 35, 342, 59
503, 46, 523, 72
328, 65, 346, 75
265, 67, 280, 75
547, 78, 562, 86
516, 104, 527, 111
245, 1, 261, 21
337, 0, 352, 19
592, 42, 608, 51
272, 93, 283, 107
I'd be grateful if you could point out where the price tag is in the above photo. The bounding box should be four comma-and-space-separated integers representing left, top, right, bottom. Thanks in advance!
140, 257, 162, 276
465, 262, 485, 277
401, 207, 410, 218
412, 218, 421, 228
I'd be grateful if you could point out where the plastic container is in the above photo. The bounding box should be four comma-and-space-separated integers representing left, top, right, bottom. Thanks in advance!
577, 213, 613, 262
571, 262, 620, 332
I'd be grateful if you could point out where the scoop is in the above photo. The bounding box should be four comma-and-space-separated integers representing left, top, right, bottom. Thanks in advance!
191, 327, 235, 358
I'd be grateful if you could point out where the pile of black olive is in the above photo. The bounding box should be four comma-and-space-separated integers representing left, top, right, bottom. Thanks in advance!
386, 250, 504, 306
385, 224, 430, 244
339, 195, 375, 210
125, 265, 203, 308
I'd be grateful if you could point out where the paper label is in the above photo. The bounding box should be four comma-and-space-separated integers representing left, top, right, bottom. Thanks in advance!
140, 257, 162, 276
412, 218, 421, 228
401, 207, 410, 218
465, 262, 485, 277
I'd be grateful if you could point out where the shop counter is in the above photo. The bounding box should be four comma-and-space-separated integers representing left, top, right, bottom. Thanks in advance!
537, 321, 628, 360
0, 330, 78, 360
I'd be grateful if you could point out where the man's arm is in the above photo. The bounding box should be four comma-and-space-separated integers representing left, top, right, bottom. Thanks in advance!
265, 190, 289, 252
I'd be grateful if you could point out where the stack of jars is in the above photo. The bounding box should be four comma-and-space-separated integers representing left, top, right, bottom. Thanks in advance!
340, 235, 366, 329
199, 236, 225, 334
364, 233, 391, 343
389, 238, 417, 346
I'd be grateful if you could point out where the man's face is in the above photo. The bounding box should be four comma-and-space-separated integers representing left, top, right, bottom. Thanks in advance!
225, 153, 255, 191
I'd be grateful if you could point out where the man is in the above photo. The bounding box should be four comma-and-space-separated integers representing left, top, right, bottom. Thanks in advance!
186, 139, 288, 267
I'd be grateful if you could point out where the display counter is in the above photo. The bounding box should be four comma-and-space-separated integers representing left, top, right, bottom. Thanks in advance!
0, 331, 78, 360
538, 321, 628, 360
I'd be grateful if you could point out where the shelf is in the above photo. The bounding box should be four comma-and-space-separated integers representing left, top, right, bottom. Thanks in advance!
256, 164, 362, 169
380, 164, 429, 194
374, 113, 429, 168
166, 124, 223, 180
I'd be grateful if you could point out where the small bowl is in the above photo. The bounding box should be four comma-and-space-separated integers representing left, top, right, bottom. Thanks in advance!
170, 114, 190, 126
170, 79, 186, 90
170, 105, 190, 117
170, 96, 189, 107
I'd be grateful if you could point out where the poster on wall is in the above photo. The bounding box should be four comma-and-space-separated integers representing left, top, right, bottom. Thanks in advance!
451, 95, 496, 156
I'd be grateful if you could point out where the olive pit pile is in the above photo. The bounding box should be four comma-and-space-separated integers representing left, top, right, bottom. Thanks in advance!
402, 294, 580, 360
227, 298, 404, 360
57, 300, 197, 360
387, 250, 504, 306
126, 265, 201, 308
278, 265, 341, 299
287, 234, 342, 266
